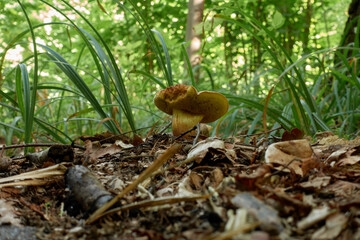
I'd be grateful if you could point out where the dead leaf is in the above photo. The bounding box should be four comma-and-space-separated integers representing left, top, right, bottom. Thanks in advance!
337, 146, 360, 166
231, 192, 284, 234
132, 134, 144, 146
0, 146, 11, 171
210, 168, 224, 188
235, 165, 272, 191
297, 205, 334, 230
311, 212, 347, 239
265, 139, 316, 176
189, 172, 204, 190
281, 128, 304, 141
186, 138, 236, 165
79, 131, 131, 144
297, 176, 331, 190
83, 140, 125, 164
315, 131, 334, 140
0, 199, 21, 226
324, 180, 360, 197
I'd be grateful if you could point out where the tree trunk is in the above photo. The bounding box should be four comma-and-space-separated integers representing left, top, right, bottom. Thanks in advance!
185, 0, 205, 68
144, 0, 153, 73
302, 0, 313, 53
223, 22, 233, 87
337, 0, 360, 62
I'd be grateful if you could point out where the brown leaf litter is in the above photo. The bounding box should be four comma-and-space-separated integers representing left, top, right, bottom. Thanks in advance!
0, 132, 359, 239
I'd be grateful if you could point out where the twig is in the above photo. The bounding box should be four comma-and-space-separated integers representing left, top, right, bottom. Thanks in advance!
158, 121, 172, 134
237, 126, 283, 138
99, 126, 153, 143
0, 143, 85, 151
173, 125, 197, 141
192, 123, 201, 146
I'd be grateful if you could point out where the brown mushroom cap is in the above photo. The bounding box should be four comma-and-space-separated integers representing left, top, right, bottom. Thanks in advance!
154, 84, 229, 123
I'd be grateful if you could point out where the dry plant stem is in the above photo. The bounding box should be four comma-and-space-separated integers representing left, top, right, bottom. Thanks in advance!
192, 122, 201, 146
0, 164, 68, 188
86, 142, 183, 224
0, 143, 86, 150
158, 121, 172, 134
98, 195, 210, 220
151, 155, 195, 177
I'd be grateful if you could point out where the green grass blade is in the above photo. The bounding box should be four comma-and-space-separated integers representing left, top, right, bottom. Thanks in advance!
114, 0, 173, 87
40, 44, 118, 133
17, 0, 39, 146
34, 119, 70, 143
15, 64, 33, 145
129, 70, 166, 88
152, 29, 173, 85
0, 121, 24, 133
226, 94, 294, 129
45, 0, 136, 131
192, 65, 215, 90
181, 42, 196, 87
215, 13, 310, 133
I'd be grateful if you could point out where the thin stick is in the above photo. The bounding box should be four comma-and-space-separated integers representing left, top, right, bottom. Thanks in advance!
192, 123, 201, 146
0, 143, 85, 150
158, 121, 172, 134
173, 125, 197, 141
237, 126, 283, 138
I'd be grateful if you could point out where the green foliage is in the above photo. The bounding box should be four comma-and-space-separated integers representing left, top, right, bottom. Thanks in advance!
0, 0, 358, 144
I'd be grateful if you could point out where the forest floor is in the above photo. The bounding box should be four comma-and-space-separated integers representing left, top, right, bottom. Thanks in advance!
0, 131, 360, 240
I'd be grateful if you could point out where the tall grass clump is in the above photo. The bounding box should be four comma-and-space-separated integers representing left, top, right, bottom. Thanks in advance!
206, 2, 360, 138
1, 1, 156, 143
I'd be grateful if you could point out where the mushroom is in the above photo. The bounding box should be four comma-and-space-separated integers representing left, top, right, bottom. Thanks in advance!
154, 84, 229, 137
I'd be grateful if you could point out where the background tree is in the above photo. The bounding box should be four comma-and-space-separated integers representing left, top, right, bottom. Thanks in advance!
337, 0, 360, 62
185, 0, 205, 68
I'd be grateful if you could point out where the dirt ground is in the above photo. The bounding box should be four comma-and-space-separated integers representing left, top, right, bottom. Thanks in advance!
0, 131, 360, 240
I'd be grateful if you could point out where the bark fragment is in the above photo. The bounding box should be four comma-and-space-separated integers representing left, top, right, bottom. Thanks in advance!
26, 145, 74, 165
65, 165, 113, 215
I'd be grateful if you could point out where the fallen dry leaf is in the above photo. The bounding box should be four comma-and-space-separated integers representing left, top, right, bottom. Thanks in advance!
0, 199, 21, 226
324, 180, 360, 197
231, 192, 284, 234
311, 212, 347, 239
265, 139, 316, 176
297, 205, 334, 230
281, 128, 304, 141
186, 138, 236, 165
297, 176, 332, 190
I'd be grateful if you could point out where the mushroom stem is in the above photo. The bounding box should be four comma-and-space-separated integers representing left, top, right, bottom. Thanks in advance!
172, 109, 204, 137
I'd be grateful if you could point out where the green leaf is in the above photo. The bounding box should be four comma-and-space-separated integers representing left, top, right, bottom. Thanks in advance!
271, 11, 285, 29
